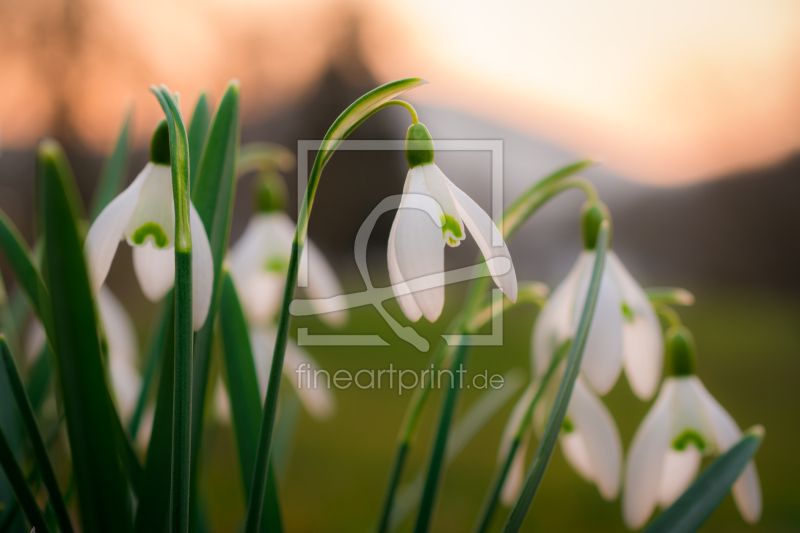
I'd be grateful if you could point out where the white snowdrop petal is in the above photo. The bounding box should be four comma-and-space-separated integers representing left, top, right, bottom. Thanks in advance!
252, 328, 335, 420
567, 379, 622, 500
24, 319, 47, 363
190, 205, 214, 331
133, 242, 175, 301
623, 380, 675, 529
235, 272, 285, 325
420, 164, 464, 244
228, 214, 279, 279
84, 164, 150, 294
388, 219, 423, 322
693, 377, 762, 523
443, 175, 517, 302
108, 356, 142, 422
608, 253, 664, 400
498, 384, 536, 460
560, 431, 595, 483
572, 253, 624, 395
657, 448, 702, 508
125, 164, 175, 248
670, 378, 715, 449
393, 167, 445, 322
532, 254, 587, 377
213, 378, 232, 424
500, 431, 530, 507
300, 239, 348, 327
97, 287, 139, 365
283, 340, 335, 420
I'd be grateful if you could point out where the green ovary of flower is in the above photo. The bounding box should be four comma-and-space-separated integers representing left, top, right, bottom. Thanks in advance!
672, 429, 706, 451
132, 222, 170, 248
441, 214, 464, 247
264, 256, 289, 274
561, 417, 575, 433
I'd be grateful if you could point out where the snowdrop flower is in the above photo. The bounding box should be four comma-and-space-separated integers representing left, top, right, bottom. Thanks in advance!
228, 174, 347, 328
388, 122, 517, 322
623, 327, 762, 529
215, 327, 335, 422
26, 287, 141, 421
534, 202, 662, 399
84, 121, 213, 330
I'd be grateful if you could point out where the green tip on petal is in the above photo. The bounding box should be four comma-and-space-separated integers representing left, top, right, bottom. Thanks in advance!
673, 429, 706, 451
561, 417, 575, 433
132, 222, 169, 248
666, 326, 696, 376
255, 170, 287, 213
440, 213, 464, 247
405, 123, 435, 168
581, 200, 612, 250
150, 119, 171, 165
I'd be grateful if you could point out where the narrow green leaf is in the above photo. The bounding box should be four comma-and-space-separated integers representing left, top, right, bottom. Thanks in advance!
501, 223, 610, 533
36, 139, 132, 533
134, 299, 174, 533
388, 370, 525, 532
244, 77, 426, 533
237, 143, 295, 177
219, 271, 282, 532
0, 426, 49, 533
90, 109, 132, 220
0, 210, 49, 323
0, 338, 72, 533
189, 81, 241, 495
188, 93, 211, 189
413, 344, 470, 533
644, 426, 764, 533
25, 346, 53, 413
151, 84, 193, 533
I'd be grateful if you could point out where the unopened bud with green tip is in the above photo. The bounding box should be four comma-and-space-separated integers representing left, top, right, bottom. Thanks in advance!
666, 326, 696, 376
150, 120, 171, 165
254, 171, 287, 213
405, 122, 435, 168
581, 200, 612, 250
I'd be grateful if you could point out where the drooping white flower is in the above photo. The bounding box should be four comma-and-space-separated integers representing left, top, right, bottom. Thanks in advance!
25, 287, 142, 421
227, 211, 347, 328
215, 326, 335, 422
388, 122, 517, 323
623, 327, 762, 529
534, 203, 662, 399
84, 121, 213, 331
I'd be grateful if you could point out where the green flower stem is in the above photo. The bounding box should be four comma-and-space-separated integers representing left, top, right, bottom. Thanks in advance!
647, 287, 695, 307
471, 341, 570, 533
151, 85, 193, 533
654, 303, 683, 329
466, 282, 549, 332
243, 78, 427, 533
501, 223, 610, 533
376, 161, 597, 532
413, 343, 469, 533
0, 338, 72, 533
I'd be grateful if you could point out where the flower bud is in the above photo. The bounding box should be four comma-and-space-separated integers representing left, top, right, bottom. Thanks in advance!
149, 120, 171, 165
581, 200, 612, 250
255, 171, 287, 213
666, 326, 696, 376
404, 122, 435, 168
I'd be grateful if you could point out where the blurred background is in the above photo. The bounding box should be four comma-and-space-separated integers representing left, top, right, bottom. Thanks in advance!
0, 0, 799, 531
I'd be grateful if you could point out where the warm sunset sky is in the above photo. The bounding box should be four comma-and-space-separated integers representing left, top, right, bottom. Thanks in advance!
2, 0, 800, 184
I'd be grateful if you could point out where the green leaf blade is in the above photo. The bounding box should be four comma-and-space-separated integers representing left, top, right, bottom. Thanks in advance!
188, 93, 211, 189
36, 139, 132, 533
0, 426, 49, 533
0, 338, 72, 533
90, 109, 132, 220
644, 426, 764, 533
219, 271, 282, 533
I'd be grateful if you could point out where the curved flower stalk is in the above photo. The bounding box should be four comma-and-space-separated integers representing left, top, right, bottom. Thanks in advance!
26, 286, 142, 421
623, 326, 762, 529
84, 120, 213, 330
228, 175, 347, 328
534, 202, 662, 399
389, 123, 517, 322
